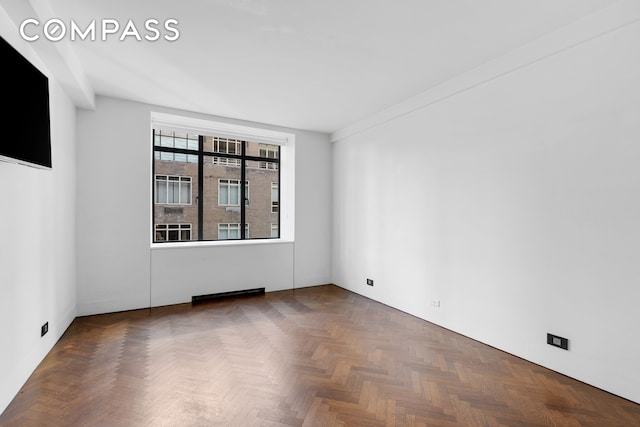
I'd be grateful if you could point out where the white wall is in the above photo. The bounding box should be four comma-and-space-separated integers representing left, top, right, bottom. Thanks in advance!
0, 42, 77, 412
76, 96, 332, 315
151, 242, 294, 306
332, 19, 640, 403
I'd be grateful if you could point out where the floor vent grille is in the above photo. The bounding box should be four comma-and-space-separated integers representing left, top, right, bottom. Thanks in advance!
192, 287, 265, 304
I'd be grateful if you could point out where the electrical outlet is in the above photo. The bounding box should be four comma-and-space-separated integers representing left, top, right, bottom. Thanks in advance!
547, 333, 568, 350
41, 322, 48, 337
366, 278, 374, 286
430, 300, 440, 308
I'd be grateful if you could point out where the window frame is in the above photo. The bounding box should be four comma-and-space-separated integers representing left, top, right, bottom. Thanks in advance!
212, 137, 242, 166
150, 113, 295, 247
151, 113, 294, 246
218, 223, 250, 240
218, 179, 250, 207
154, 174, 192, 205
155, 223, 192, 242
259, 143, 279, 170
271, 182, 279, 213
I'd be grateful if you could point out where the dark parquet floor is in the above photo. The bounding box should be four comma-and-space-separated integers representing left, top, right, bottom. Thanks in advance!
1, 285, 639, 426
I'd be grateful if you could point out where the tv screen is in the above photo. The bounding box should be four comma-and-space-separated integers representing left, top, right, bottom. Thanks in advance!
0, 36, 52, 169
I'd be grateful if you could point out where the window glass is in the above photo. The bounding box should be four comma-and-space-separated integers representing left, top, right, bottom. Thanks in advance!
153, 130, 280, 242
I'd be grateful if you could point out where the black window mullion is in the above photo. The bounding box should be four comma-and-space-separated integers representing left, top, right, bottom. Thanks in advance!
205, 151, 240, 159
152, 129, 156, 242
197, 136, 204, 241
153, 146, 198, 155
243, 154, 279, 163
240, 141, 247, 239
277, 145, 281, 238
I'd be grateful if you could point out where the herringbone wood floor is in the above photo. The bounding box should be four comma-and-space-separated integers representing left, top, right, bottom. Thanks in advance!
1, 285, 638, 426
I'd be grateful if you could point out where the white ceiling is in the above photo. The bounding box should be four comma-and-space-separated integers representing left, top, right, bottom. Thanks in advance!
20, 0, 619, 133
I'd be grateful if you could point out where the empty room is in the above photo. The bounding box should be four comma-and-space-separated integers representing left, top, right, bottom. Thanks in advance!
1, 0, 639, 425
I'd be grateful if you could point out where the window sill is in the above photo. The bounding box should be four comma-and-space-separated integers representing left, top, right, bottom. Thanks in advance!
150, 238, 294, 250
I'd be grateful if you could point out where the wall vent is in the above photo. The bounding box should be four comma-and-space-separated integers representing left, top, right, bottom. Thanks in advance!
547, 333, 569, 350
192, 287, 265, 304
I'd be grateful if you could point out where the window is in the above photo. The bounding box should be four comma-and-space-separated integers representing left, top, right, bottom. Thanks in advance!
271, 183, 279, 213
212, 137, 242, 166
214, 137, 241, 155
259, 143, 279, 170
213, 156, 241, 167
155, 224, 192, 242
218, 223, 249, 240
154, 130, 198, 163
218, 179, 249, 206
155, 175, 192, 205
152, 118, 284, 243
155, 151, 198, 163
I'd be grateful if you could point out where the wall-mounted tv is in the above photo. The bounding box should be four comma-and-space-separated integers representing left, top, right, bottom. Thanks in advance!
0, 35, 52, 169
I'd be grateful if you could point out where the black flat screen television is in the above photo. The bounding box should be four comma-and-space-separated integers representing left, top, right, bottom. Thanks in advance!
0, 36, 52, 169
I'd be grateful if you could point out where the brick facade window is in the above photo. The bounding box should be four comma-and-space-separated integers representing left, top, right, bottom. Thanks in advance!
259, 143, 278, 170
271, 183, 279, 213
218, 179, 249, 206
155, 223, 192, 242
155, 175, 192, 205
218, 223, 249, 240
212, 137, 242, 166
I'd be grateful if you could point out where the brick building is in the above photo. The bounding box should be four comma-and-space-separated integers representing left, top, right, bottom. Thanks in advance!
153, 131, 279, 242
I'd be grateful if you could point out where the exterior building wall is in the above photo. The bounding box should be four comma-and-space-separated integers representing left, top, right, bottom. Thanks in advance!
153, 134, 279, 242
